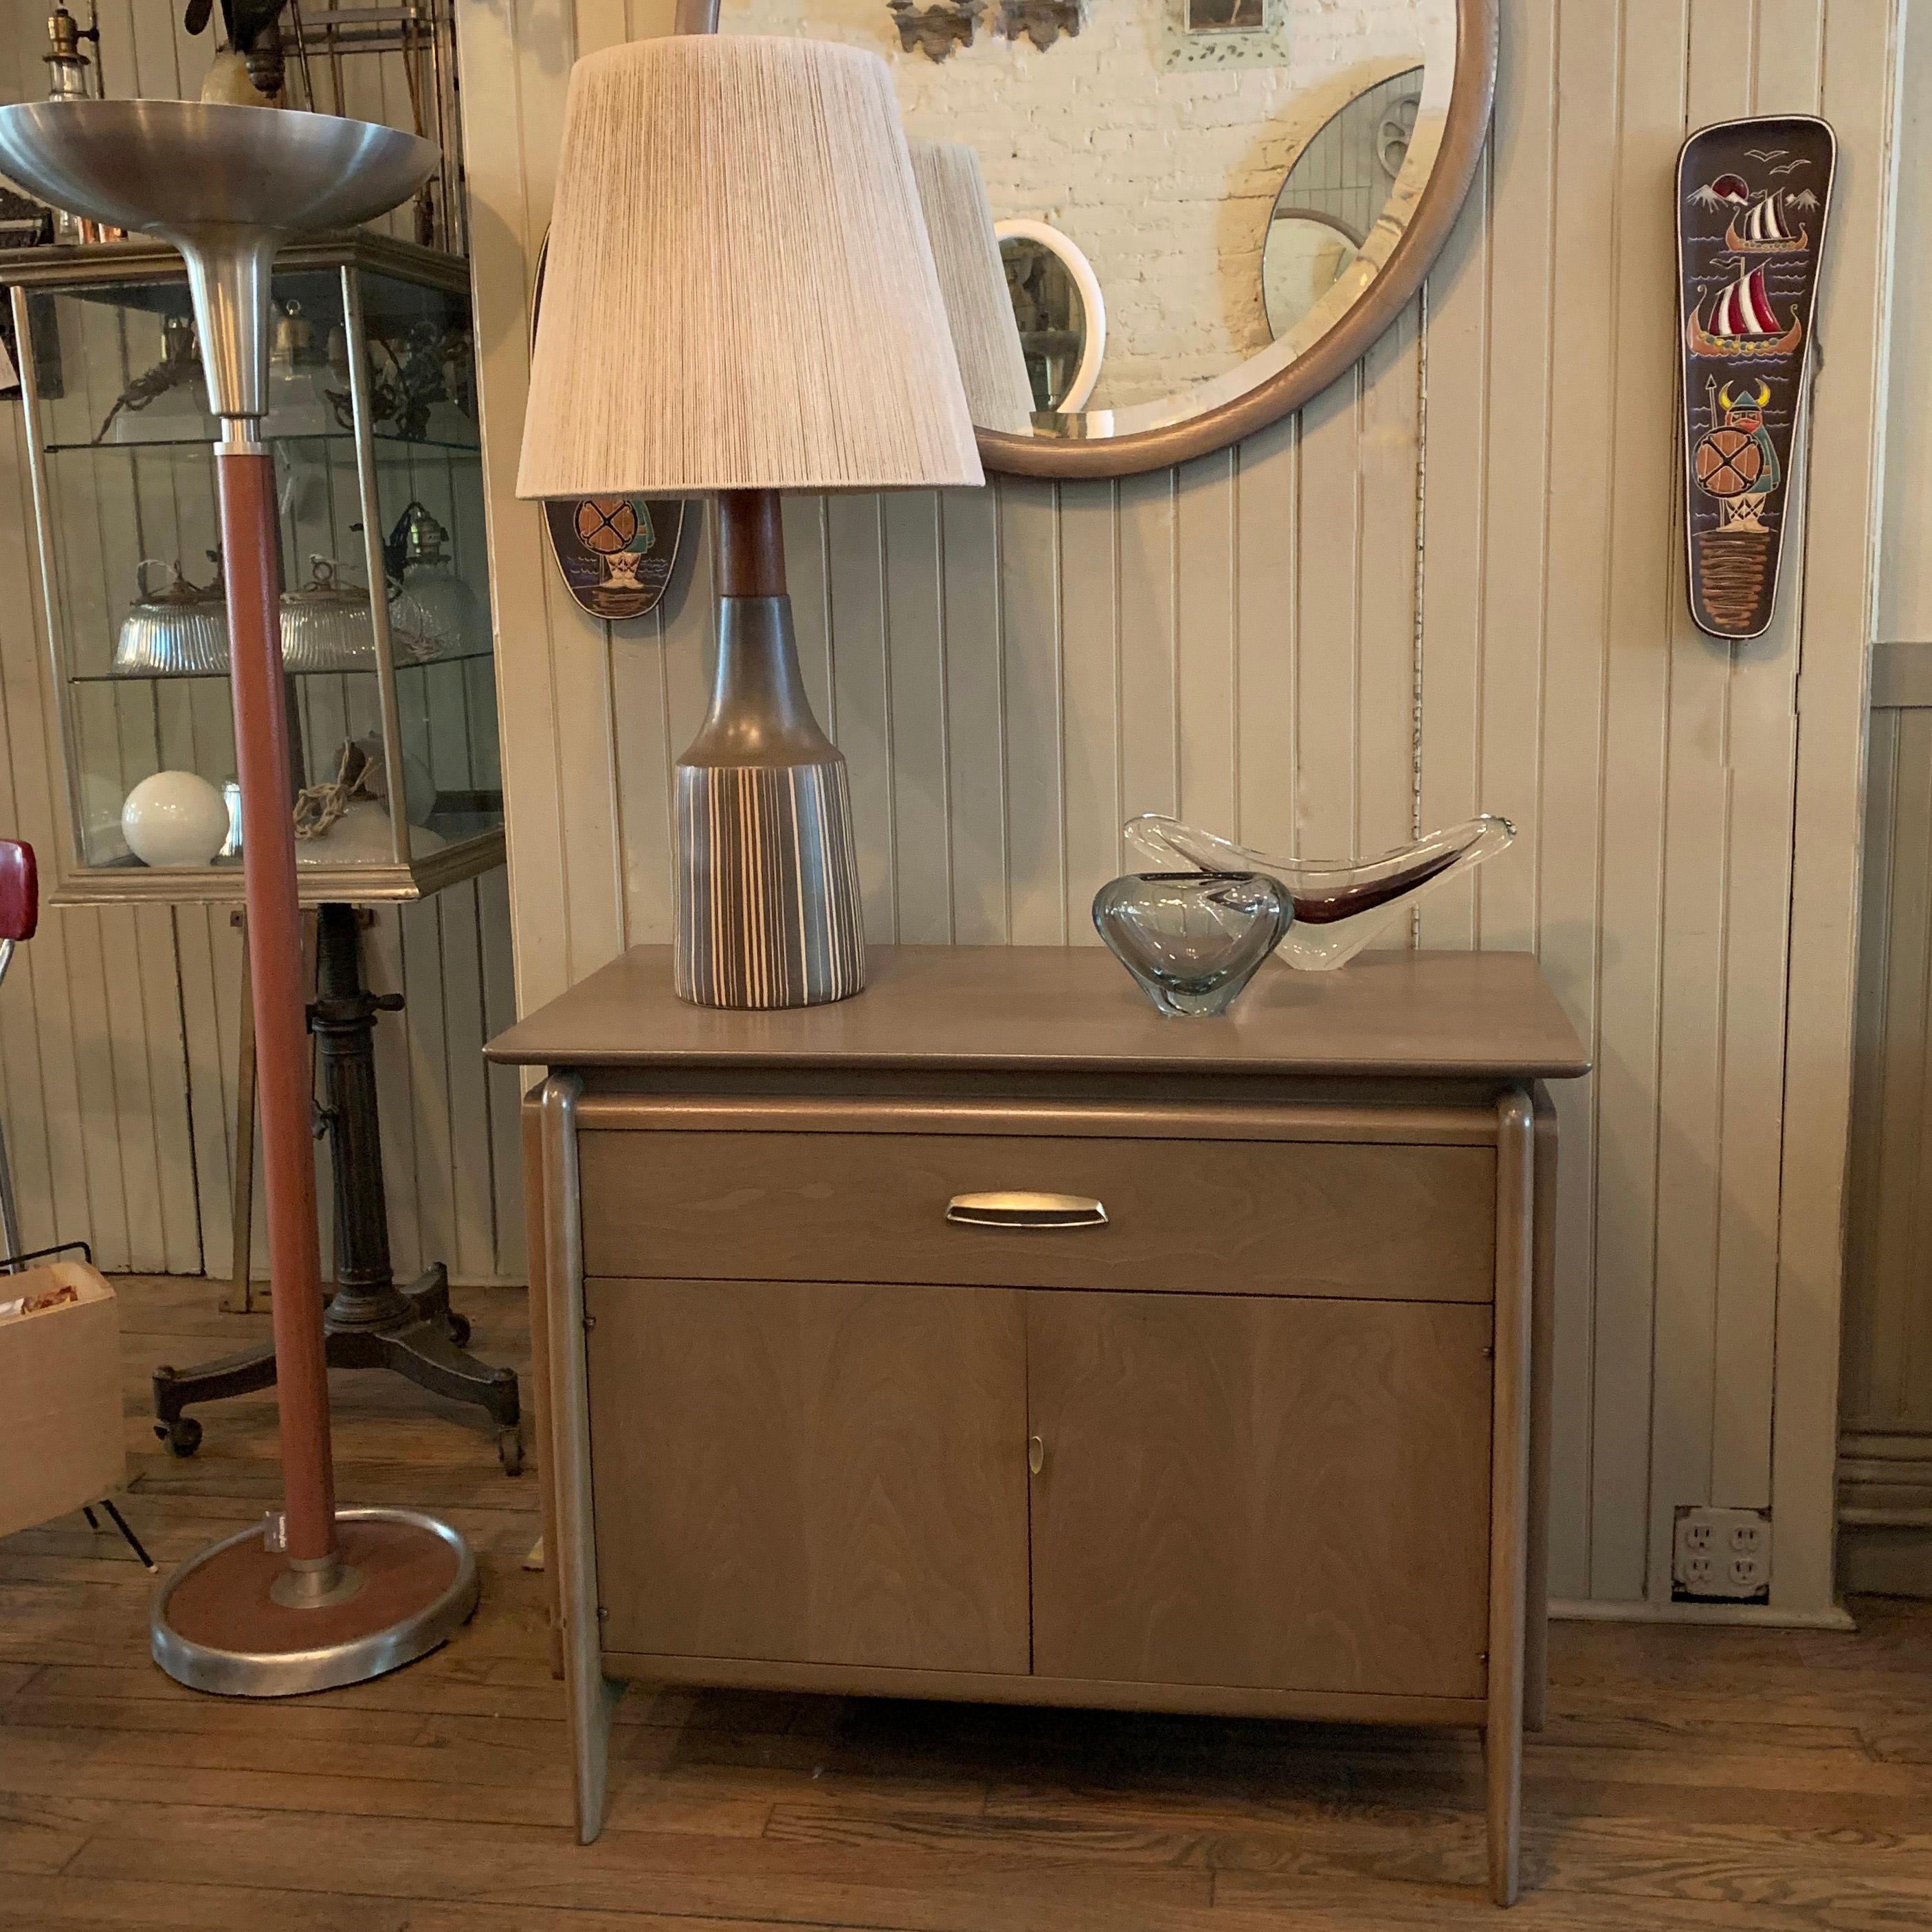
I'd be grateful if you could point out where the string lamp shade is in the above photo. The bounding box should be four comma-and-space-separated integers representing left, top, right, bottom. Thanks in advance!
516, 34, 983, 498
909, 138, 1034, 436
519, 34, 990, 1010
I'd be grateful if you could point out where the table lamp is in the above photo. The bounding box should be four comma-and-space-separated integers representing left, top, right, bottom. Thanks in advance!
0, 98, 478, 1694
518, 35, 983, 1009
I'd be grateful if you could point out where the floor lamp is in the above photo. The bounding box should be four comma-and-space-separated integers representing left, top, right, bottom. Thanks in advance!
0, 99, 480, 1694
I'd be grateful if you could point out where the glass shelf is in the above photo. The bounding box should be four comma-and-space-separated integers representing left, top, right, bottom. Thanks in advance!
43, 428, 482, 456
70, 647, 496, 685
85, 803, 504, 867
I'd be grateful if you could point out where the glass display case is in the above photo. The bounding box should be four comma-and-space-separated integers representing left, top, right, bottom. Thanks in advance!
1, 232, 500, 904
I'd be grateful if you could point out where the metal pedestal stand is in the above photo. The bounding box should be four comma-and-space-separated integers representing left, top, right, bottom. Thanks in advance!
153, 902, 522, 1474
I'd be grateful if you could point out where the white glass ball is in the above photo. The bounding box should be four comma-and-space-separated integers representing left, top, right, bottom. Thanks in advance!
121, 770, 231, 869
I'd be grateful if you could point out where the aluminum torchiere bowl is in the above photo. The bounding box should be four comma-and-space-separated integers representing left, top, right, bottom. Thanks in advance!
0, 99, 478, 1698
0, 101, 434, 421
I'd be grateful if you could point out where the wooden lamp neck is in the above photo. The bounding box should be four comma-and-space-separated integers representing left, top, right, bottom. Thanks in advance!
717, 489, 787, 599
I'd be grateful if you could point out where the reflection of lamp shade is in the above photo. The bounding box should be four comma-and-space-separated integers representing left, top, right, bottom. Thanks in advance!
516, 35, 981, 496
909, 139, 1034, 436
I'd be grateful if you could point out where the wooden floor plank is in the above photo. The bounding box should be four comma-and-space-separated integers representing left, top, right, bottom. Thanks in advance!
56, 1808, 1224, 1929
0, 1873, 413, 1931
2, 1276, 1930, 1931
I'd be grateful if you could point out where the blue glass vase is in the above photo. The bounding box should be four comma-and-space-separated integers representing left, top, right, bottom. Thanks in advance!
1093, 871, 1293, 1017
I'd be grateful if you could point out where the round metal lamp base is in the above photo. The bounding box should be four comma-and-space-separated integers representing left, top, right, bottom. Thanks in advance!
151, 1506, 478, 1697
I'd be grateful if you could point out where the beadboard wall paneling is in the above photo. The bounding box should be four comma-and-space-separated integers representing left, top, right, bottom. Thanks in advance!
461, 0, 1903, 1615
0, 1, 522, 1285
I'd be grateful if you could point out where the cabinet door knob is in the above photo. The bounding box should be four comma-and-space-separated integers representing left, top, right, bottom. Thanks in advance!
946, 1190, 1107, 1229
1028, 1434, 1045, 1476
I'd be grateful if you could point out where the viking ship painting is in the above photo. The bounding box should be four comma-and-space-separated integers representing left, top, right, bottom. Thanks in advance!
1724, 188, 1809, 255
1677, 115, 1834, 640
1685, 259, 1803, 359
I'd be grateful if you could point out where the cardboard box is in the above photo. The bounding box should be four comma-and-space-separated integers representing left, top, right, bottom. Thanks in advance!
0, 1262, 124, 1540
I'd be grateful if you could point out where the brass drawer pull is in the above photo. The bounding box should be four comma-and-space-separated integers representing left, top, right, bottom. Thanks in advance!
945, 1190, 1107, 1230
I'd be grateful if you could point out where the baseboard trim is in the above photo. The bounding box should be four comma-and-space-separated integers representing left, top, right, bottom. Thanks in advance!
1549, 1597, 1856, 1631
1836, 1520, 1932, 1598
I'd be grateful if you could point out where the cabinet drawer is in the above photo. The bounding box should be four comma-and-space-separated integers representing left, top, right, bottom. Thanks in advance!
579, 1129, 1496, 1301
1028, 1292, 1493, 1700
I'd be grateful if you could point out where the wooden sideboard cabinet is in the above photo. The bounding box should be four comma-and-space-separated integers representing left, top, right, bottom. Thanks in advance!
487, 945, 1588, 1907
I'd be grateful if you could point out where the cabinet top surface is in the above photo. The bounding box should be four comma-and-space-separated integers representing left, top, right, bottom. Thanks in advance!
487, 946, 1589, 1082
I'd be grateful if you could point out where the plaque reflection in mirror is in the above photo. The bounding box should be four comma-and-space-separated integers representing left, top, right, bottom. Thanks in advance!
720, 0, 1487, 474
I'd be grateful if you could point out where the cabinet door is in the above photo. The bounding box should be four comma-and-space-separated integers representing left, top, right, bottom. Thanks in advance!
1028, 1292, 1491, 1700
586, 1278, 1030, 1674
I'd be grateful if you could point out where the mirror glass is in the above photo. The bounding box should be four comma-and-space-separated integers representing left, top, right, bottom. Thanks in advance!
1261, 64, 1420, 339
721, 0, 1459, 448
1261, 216, 1359, 342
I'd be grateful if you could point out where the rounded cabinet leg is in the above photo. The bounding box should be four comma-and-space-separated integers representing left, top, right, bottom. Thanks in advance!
1484, 1720, 1521, 1906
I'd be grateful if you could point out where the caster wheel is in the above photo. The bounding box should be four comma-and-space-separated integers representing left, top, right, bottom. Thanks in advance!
498, 1428, 524, 1477
447, 1312, 471, 1348
157, 1417, 203, 1458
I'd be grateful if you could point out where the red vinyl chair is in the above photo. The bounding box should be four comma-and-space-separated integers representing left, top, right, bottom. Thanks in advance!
0, 839, 38, 1271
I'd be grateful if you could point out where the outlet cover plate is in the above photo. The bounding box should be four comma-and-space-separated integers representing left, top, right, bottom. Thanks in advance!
1673, 1505, 1772, 1602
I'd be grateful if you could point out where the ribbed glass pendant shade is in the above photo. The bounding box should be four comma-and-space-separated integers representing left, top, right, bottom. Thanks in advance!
515, 35, 983, 499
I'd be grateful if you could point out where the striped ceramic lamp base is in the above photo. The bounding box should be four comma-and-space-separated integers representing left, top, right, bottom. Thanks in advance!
672, 591, 867, 1010
674, 755, 866, 1008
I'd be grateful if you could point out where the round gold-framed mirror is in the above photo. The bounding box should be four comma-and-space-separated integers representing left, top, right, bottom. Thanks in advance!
722, 0, 1496, 480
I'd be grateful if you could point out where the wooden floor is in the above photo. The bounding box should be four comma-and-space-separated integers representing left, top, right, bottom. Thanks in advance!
3, 1278, 1931, 1931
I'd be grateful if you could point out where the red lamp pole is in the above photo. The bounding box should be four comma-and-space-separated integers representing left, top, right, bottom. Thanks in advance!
218, 443, 337, 1564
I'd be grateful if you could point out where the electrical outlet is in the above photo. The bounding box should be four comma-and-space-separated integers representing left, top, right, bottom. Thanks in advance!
1672, 1506, 1772, 1602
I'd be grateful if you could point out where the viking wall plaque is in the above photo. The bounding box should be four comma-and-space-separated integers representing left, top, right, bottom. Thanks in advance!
1677, 115, 1834, 641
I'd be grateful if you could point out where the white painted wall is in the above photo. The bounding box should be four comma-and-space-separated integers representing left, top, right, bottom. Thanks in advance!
463, 0, 1905, 1621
